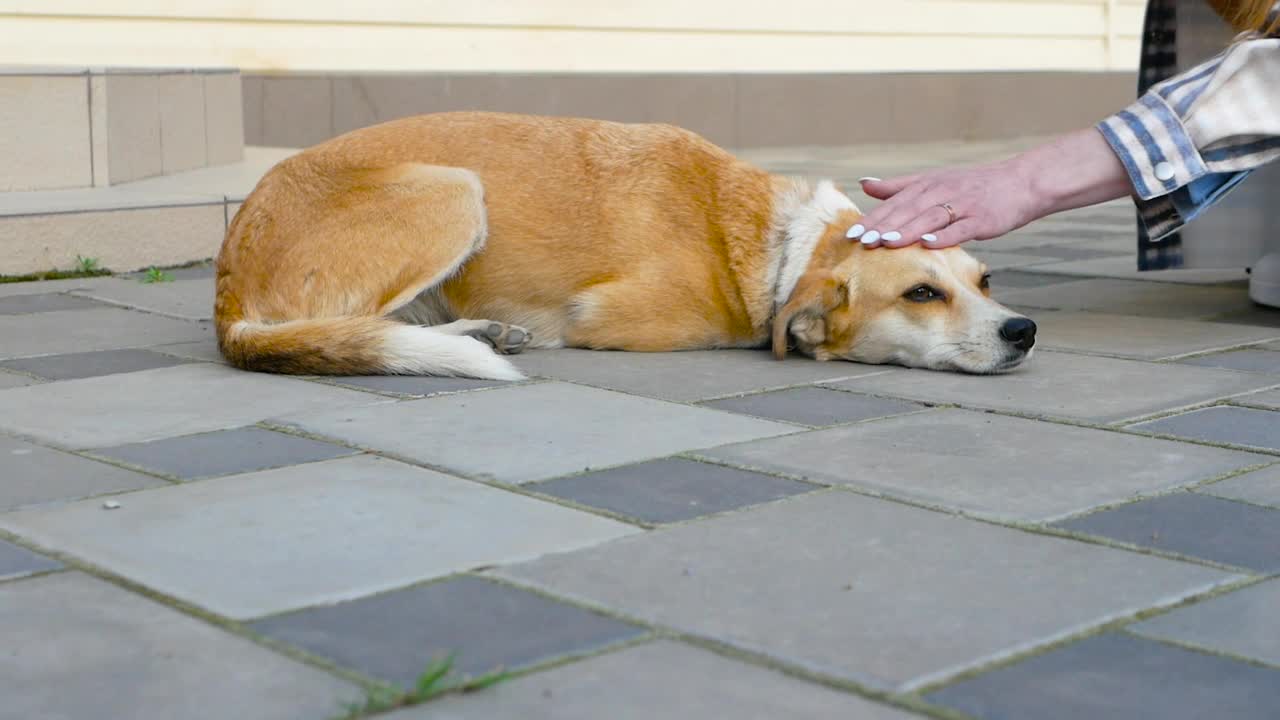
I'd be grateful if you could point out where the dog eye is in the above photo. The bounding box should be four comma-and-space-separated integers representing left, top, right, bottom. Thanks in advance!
980, 273, 991, 290
905, 284, 945, 303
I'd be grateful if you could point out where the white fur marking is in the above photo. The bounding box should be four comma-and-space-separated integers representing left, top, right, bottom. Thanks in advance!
775, 180, 858, 306
381, 325, 525, 380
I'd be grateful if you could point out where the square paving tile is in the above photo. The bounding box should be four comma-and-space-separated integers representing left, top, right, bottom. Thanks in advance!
324, 375, 514, 397
0, 308, 212, 360
87, 426, 358, 480
0, 455, 637, 618
697, 409, 1268, 522
0, 363, 382, 448
531, 458, 814, 524
0, 293, 105, 315
926, 632, 1280, 720
987, 270, 1078, 290
496, 491, 1235, 691
1129, 405, 1280, 452
0, 370, 38, 388
148, 338, 226, 363
252, 575, 647, 686
966, 250, 1059, 270
70, 277, 214, 321
699, 387, 923, 427
1025, 311, 1280, 360
0, 435, 167, 510
281, 382, 796, 484
1237, 387, 1280, 410
0, 348, 194, 381
1130, 580, 1280, 667
413, 640, 919, 720
1055, 492, 1280, 572
1198, 464, 1280, 508
1178, 348, 1280, 373
1018, 256, 1248, 284
997, 279, 1255, 320
829, 351, 1274, 424
0, 538, 61, 580
512, 349, 886, 402
0, 573, 359, 720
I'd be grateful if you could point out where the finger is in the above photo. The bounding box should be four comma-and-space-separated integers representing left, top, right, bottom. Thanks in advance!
919, 219, 985, 249
858, 173, 925, 200
863, 184, 940, 239
882, 205, 954, 248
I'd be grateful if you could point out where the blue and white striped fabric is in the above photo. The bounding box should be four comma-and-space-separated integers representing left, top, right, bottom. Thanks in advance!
1097, 1, 1280, 269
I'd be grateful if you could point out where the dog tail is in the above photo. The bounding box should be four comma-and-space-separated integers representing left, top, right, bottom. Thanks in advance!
217, 315, 525, 380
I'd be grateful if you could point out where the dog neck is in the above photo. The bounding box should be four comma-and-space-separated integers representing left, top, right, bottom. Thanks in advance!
769, 179, 859, 309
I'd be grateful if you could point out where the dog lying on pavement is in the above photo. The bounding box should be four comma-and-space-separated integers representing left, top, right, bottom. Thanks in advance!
215, 112, 1036, 380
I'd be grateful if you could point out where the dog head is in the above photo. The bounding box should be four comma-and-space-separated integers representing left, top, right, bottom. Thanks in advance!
772, 188, 1035, 374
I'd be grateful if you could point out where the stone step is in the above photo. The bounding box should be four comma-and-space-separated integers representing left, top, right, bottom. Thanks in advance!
0, 66, 245, 192
0, 147, 293, 277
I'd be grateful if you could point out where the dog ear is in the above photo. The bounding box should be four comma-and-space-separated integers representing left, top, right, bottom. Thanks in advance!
772, 271, 848, 360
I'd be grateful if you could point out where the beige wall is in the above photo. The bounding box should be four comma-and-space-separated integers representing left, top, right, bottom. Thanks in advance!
0, 0, 1148, 73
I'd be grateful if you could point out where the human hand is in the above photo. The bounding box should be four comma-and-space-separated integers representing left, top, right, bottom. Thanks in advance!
847, 128, 1134, 250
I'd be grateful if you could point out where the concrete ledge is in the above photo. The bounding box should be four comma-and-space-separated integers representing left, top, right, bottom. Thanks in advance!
0, 147, 293, 276
244, 71, 1138, 149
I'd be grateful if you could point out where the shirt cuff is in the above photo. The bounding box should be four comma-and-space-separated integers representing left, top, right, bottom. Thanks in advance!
1097, 91, 1211, 202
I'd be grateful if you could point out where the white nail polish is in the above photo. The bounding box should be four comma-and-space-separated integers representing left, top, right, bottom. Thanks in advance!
860, 230, 881, 245
846, 224, 865, 239
882, 231, 902, 242
922, 233, 939, 244
857, 176, 882, 183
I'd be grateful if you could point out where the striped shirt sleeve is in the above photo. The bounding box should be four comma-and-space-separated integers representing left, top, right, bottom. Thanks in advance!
1097, 5, 1280, 241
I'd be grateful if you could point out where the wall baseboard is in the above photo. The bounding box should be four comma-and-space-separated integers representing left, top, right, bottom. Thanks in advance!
243, 71, 1139, 149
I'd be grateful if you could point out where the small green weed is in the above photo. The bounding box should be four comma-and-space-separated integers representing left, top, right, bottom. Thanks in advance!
75, 255, 101, 273
332, 654, 507, 720
140, 267, 174, 284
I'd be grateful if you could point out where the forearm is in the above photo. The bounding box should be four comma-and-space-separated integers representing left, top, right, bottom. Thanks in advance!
1010, 128, 1135, 220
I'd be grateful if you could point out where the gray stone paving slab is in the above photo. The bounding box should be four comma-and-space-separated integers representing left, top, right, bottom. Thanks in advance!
324, 375, 515, 397
700, 387, 923, 427
1027, 311, 1280, 359
0, 573, 359, 720
1130, 580, 1280, 667
148, 338, 225, 362
512, 349, 886, 402
1237, 387, 1280, 410
0, 538, 61, 580
829, 351, 1274, 423
0, 435, 166, 510
1018, 255, 1248, 284
1130, 406, 1280, 452
412, 640, 920, 720
281, 382, 797, 485
1198, 464, 1280, 508
0, 369, 38, 388
0, 363, 382, 448
1209, 305, 1280, 328
70, 277, 214, 320
1179, 348, 1280, 373
966, 250, 1059, 270
0, 455, 637, 618
997, 279, 1255, 320
1056, 493, 1280, 571
697, 409, 1268, 522
0, 307, 212, 360
251, 575, 647, 686
926, 632, 1280, 720
0, 277, 115, 298
0, 292, 104, 315
496, 491, 1235, 691
88, 426, 358, 480
0, 347, 194, 380
987, 270, 1078, 289
531, 458, 814, 524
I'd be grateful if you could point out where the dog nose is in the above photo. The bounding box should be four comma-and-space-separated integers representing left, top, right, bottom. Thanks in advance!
1000, 317, 1037, 351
